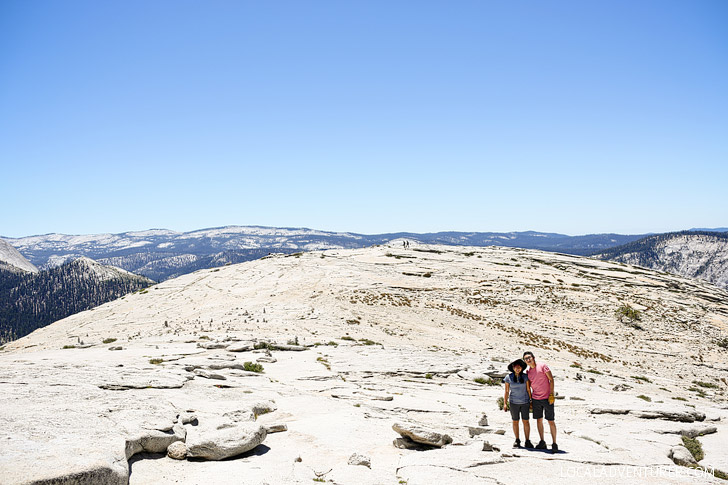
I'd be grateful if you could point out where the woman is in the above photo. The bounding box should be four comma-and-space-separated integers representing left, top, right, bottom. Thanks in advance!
503, 358, 533, 448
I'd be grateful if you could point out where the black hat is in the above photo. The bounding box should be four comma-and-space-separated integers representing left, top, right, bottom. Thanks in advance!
508, 359, 527, 373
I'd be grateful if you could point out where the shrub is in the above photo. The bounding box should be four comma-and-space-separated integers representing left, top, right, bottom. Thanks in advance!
62, 345, 76, 349
681, 436, 704, 461
636, 395, 651, 402
243, 361, 264, 373
425, 373, 433, 379
340, 336, 355, 341
631, 375, 651, 383
475, 377, 501, 386
359, 338, 380, 346
692, 380, 719, 389
102, 338, 117, 344
149, 358, 163, 365
716, 338, 728, 349
616, 304, 642, 323
672, 396, 688, 401
497, 396, 510, 411
287, 336, 299, 346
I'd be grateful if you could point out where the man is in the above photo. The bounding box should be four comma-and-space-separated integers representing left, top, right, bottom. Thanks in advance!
523, 351, 558, 452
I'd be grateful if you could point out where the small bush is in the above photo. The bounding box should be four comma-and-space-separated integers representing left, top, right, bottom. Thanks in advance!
199, 335, 210, 340
102, 338, 117, 344
326, 341, 338, 346
425, 373, 433, 379
681, 436, 704, 461
497, 396, 510, 411
359, 338, 380, 346
616, 304, 642, 323
243, 361, 264, 373
636, 395, 651, 402
287, 336, 299, 346
631, 375, 651, 383
716, 338, 728, 349
340, 336, 355, 341
62, 345, 76, 349
672, 396, 688, 401
475, 377, 501, 386
587, 369, 603, 375
693, 380, 719, 389
149, 358, 163, 365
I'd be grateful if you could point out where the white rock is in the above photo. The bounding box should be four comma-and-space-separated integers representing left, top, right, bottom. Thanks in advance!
186, 423, 266, 460
392, 422, 452, 447
348, 453, 371, 468
167, 441, 187, 460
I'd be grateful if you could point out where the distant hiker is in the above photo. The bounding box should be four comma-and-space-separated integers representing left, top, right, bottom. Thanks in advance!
503, 358, 533, 448
523, 351, 558, 452
403, 241, 407, 249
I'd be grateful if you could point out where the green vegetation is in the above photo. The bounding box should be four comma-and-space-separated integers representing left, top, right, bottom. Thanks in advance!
476, 377, 501, 386
693, 380, 719, 389
631, 375, 652, 383
102, 338, 117, 344
586, 369, 603, 375
497, 396, 509, 411
681, 436, 704, 461
616, 304, 642, 328
425, 373, 433, 379
243, 361, 264, 373
359, 338, 381, 346
716, 338, 728, 349
149, 358, 163, 365
636, 395, 651, 402
62, 345, 76, 349
287, 336, 299, 346
570, 362, 582, 368
316, 357, 331, 370
672, 396, 688, 401
340, 336, 355, 341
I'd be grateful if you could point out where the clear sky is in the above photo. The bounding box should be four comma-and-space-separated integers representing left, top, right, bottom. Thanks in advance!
1, 0, 726, 238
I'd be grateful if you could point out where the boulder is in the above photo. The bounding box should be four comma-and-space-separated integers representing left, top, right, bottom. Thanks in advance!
167, 441, 187, 460
348, 453, 371, 468
393, 436, 435, 451
186, 423, 266, 460
669, 445, 697, 466
478, 414, 488, 426
392, 422, 452, 447
193, 369, 226, 380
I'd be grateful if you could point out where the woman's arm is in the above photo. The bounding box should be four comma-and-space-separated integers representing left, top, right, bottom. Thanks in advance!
503, 383, 510, 411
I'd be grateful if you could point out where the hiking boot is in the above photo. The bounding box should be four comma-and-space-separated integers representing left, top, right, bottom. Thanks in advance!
513, 438, 521, 448
524, 440, 534, 449
551, 443, 559, 453
535, 440, 547, 449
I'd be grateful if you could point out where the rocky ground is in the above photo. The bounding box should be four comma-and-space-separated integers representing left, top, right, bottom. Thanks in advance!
1, 243, 727, 484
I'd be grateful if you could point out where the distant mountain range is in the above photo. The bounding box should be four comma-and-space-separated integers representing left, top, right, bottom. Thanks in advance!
0, 254, 152, 344
4, 226, 649, 281
594, 231, 728, 289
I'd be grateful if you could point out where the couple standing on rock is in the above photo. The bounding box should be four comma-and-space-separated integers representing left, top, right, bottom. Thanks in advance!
502, 351, 558, 453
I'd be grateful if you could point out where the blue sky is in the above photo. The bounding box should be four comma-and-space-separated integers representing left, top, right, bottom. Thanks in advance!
1, 0, 726, 237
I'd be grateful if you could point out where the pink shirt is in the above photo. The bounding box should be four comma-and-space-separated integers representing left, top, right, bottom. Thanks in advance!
527, 362, 552, 399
